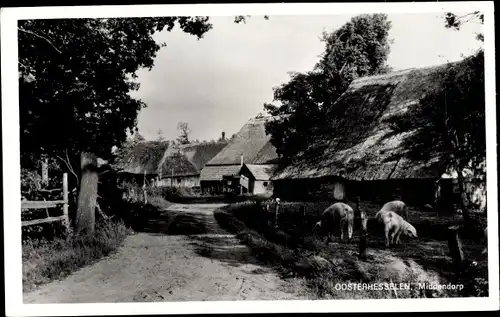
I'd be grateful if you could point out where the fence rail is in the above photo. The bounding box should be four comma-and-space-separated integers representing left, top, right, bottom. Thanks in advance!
21, 173, 70, 232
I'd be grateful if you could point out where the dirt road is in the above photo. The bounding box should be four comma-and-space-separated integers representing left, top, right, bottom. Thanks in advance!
23, 203, 309, 303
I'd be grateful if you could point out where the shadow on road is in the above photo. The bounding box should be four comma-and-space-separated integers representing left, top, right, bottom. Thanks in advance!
128, 203, 267, 269
133, 211, 213, 235
188, 235, 263, 269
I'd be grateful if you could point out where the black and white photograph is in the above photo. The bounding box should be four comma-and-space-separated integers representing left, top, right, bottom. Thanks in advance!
1, 2, 498, 315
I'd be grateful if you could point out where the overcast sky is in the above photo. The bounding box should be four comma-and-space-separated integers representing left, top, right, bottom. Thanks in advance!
130, 13, 483, 142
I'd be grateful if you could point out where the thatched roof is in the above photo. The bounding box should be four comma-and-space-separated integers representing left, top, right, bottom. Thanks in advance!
205, 115, 279, 166
157, 141, 227, 178
200, 165, 242, 181
114, 141, 170, 175
242, 164, 277, 181
272, 62, 458, 181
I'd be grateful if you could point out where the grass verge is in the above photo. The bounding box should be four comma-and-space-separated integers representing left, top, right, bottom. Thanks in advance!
22, 219, 132, 293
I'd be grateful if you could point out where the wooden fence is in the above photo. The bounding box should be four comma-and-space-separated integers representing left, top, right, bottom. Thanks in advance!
21, 173, 70, 231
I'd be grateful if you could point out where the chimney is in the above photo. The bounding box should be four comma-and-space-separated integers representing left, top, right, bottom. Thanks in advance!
240, 154, 244, 167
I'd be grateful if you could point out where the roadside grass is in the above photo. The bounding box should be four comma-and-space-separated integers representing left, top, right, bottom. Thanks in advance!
22, 219, 132, 293
214, 201, 489, 299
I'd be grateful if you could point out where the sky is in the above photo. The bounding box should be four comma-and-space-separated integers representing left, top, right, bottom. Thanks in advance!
131, 13, 484, 142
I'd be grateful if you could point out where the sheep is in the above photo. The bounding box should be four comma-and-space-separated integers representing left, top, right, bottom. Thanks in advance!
313, 202, 354, 243
376, 210, 418, 247
380, 200, 408, 220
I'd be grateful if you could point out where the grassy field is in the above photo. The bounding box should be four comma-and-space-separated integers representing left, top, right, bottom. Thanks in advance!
214, 200, 489, 299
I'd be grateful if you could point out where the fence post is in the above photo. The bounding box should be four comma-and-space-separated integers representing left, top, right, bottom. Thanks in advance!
62, 173, 72, 235
274, 199, 280, 229
359, 226, 368, 260
143, 185, 148, 204
358, 208, 368, 260
448, 225, 465, 271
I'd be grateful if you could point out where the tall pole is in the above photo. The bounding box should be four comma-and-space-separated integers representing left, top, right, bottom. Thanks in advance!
143, 170, 148, 204
62, 173, 72, 235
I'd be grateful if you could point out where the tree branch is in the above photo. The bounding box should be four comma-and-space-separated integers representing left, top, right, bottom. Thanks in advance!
56, 151, 79, 187
18, 27, 62, 54
339, 61, 349, 75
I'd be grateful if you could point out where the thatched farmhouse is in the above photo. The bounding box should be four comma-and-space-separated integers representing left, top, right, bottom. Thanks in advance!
113, 141, 169, 186
156, 141, 227, 188
200, 115, 279, 195
271, 62, 484, 210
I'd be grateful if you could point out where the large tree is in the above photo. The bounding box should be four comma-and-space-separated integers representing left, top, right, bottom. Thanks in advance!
18, 16, 258, 235
264, 14, 393, 163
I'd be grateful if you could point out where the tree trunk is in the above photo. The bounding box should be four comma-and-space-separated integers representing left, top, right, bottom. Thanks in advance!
75, 152, 99, 236
452, 159, 472, 221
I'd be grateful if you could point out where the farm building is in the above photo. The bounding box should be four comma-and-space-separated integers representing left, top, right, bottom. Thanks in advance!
239, 163, 277, 196
156, 141, 227, 188
200, 115, 279, 195
113, 140, 170, 186
271, 62, 486, 211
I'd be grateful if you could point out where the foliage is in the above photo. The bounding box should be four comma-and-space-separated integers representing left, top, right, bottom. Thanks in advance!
444, 11, 484, 42
156, 129, 165, 141
264, 14, 393, 163
234, 15, 269, 24
21, 169, 44, 200
176, 121, 191, 145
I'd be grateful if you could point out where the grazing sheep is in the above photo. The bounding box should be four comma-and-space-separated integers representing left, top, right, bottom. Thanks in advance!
376, 210, 418, 247
313, 202, 354, 243
380, 200, 408, 220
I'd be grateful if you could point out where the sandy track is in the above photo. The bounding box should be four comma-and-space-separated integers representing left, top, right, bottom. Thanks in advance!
23, 203, 309, 303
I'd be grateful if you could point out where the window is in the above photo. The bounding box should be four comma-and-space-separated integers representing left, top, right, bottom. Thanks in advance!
176, 178, 181, 184
263, 182, 268, 187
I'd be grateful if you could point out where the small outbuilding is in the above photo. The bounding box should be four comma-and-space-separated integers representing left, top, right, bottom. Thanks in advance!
239, 163, 277, 197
